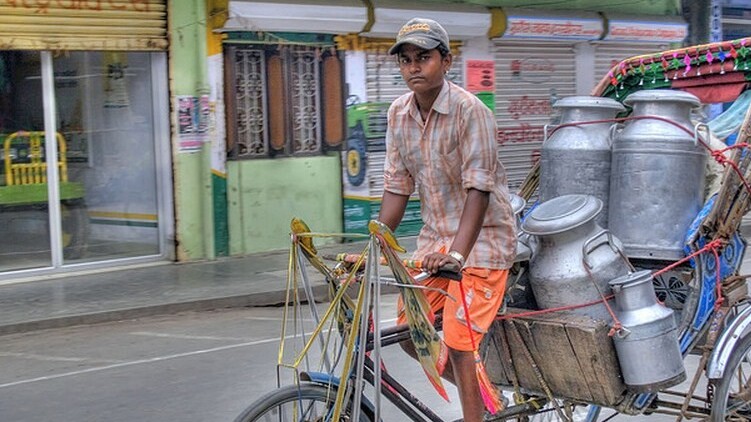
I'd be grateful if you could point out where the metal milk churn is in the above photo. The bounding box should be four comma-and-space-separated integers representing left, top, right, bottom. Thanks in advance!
608, 90, 706, 260
521, 194, 631, 320
539, 96, 625, 228
609, 270, 686, 392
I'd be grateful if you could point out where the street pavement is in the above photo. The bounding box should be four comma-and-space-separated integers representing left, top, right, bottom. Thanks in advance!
0, 293, 698, 421
0, 236, 416, 335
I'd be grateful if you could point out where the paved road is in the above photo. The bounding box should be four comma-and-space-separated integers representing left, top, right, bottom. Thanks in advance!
0, 294, 710, 421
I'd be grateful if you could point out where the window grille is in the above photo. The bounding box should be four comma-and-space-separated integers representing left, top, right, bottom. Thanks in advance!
226, 45, 343, 159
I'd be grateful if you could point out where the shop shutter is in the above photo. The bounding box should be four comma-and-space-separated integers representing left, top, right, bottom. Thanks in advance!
365, 51, 464, 104
0, 1, 168, 51
493, 40, 577, 196
593, 42, 668, 88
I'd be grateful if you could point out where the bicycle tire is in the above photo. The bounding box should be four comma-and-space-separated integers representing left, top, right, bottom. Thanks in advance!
233, 383, 373, 422
711, 331, 751, 421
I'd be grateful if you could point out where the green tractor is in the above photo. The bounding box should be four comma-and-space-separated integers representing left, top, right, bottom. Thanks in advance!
0, 131, 88, 259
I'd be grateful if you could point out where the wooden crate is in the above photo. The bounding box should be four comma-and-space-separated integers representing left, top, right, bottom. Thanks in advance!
483, 308, 627, 407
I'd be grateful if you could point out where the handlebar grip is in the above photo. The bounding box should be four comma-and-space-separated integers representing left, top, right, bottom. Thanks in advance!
436, 262, 462, 281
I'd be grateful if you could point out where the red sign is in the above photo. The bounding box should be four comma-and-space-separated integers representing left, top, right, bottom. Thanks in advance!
466, 60, 495, 93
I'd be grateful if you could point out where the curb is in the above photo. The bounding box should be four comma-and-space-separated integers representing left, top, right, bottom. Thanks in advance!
0, 284, 331, 336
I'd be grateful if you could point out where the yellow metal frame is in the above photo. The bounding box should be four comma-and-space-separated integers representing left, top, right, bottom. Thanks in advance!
3, 131, 68, 186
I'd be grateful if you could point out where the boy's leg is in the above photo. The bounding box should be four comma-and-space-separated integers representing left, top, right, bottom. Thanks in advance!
450, 348, 485, 422
443, 268, 509, 422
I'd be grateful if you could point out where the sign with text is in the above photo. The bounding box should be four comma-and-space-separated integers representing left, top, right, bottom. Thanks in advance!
177, 95, 210, 153
504, 15, 602, 40
605, 20, 687, 43
466, 60, 495, 93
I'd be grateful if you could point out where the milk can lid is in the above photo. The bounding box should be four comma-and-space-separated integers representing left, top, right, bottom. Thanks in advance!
508, 193, 526, 216
623, 89, 701, 108
553, 96, 626, 112
608, 269, 653, 289
521, 194, 602, 235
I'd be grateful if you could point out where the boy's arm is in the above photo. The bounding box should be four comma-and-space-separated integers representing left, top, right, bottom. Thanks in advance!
450, 188, 489, 259
378, 190, 410, 232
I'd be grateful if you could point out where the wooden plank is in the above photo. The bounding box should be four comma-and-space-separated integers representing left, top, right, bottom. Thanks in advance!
506, 319, 544, 394
564, 318, 626, 405
529, 317, 595, 403
483, 308, 626, 407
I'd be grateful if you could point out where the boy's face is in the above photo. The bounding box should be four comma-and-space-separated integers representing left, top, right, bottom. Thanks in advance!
397, 44, 451, 96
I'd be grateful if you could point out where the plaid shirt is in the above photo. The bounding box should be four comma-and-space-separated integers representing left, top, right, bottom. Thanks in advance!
384, 81, 517, 269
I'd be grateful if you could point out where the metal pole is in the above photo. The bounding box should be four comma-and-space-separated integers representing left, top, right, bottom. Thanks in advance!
372, 243, 382, 422
351, 237, 375, 422
41, 51, 63, 267
297, 245, 332, 372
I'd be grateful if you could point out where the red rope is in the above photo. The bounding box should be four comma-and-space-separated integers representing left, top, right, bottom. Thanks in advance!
653, 238, 725, 276
457, 281, 479, 351
496, 295, 614, 320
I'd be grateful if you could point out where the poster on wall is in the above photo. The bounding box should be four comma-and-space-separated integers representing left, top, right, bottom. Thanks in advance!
466, 60, 495, 111
104, 52, 129, 109
177, 95, 210, 153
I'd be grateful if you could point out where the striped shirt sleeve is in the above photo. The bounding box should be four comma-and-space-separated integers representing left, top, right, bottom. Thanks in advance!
383, 104, 415, 196
459, 100, 498, 193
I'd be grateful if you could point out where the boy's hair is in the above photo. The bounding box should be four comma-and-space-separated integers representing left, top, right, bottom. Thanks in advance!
436, 44, 450, 58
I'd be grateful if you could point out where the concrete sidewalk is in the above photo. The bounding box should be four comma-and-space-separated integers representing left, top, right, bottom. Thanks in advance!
0, 237, 417, 336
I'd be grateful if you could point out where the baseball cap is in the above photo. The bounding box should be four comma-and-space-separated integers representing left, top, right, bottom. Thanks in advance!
388, 18, 450, 55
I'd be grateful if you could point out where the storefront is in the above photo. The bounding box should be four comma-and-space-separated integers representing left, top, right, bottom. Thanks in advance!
218, 0, 365, 253
0, 1, 172, 279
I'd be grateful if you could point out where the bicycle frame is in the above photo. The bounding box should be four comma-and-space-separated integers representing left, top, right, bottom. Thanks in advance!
300, 320, 446, 422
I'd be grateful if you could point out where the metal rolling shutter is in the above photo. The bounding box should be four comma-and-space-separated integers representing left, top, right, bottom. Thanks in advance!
493, 40, 577, 196
593, 42, 668, 88
365, 51, 464, 104
0, 1, 168, 51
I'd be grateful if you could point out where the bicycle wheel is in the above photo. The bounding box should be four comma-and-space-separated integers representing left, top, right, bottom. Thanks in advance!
711, 332, 751, 421
234, 383, 373, 422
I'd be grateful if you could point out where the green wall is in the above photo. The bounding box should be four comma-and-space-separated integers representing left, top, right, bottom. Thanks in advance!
169, 0, 214, 261
228, 155, 343, 254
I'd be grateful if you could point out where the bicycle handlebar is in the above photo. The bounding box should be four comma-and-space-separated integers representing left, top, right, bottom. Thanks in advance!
325, 253, 463, 281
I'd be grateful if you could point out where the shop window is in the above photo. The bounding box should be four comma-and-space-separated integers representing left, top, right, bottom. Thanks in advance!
225, 45, 344, 159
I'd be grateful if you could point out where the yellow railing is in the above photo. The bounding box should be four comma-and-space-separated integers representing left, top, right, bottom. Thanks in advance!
3, 131, 68, 186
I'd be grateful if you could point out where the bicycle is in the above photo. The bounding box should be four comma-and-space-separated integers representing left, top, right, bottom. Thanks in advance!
234, 218, 594, 422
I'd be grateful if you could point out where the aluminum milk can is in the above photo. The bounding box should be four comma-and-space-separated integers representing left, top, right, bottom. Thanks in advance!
608, 90, 706, 260
521, 194, 631, 320
540, 96, 625, 228
609, 270, 686, 392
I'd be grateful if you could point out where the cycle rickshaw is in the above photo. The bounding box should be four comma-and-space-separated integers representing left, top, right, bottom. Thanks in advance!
235, 37, 751, 421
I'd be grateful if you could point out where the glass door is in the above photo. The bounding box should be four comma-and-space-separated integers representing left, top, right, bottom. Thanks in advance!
0, 51, 52, 272
53, 52, 162, 263
0, 50, 168, 274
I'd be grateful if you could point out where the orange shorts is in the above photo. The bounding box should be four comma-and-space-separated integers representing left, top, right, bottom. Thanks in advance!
397, 267, 508, 352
